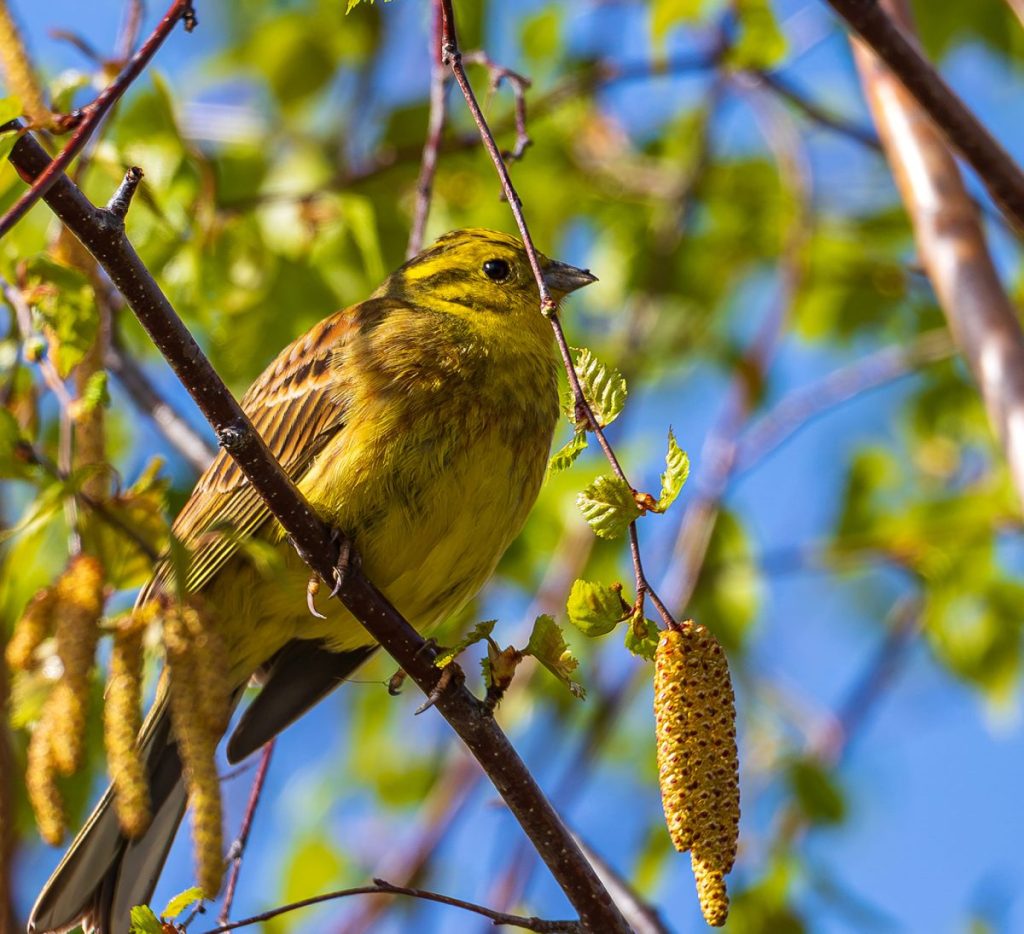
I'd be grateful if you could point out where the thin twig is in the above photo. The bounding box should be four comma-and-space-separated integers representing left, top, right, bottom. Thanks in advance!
438, 0, 676, 630
821, 0, 1024, 235
14, 439, 162, 564
0, 0, 196, 240
199, 879, 580, 934
462, 51, 532, 161
218, 740, 275, 925
8, 135, 628, 934
407, 0, 447, 259
735, 328, 955, 472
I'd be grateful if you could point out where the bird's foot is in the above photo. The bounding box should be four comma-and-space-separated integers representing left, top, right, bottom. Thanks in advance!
415, 663, 463, 715
329, 532, 360, 598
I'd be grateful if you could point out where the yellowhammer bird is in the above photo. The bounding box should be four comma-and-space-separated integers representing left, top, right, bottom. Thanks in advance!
28, 228, 596, 934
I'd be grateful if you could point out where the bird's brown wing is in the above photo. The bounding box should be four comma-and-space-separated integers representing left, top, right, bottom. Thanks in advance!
145, 297, 401, 599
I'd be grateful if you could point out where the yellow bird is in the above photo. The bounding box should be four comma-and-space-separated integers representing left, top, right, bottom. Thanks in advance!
28, 228, 596, 934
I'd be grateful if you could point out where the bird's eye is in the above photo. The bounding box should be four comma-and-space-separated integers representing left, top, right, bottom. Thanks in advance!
482, 258, 511, 282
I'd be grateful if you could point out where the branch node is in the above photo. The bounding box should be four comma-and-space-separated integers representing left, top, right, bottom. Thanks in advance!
217, 422, 252, 453
183, 2, 198, 32
105, 166, 143, 220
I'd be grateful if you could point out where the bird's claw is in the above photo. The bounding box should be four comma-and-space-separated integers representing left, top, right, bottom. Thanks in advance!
415, 663, 462, 715
329, 534, 359, 598
306, 574, 326, 619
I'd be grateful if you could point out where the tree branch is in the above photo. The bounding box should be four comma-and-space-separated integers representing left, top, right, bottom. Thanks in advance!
0, 0, 196, 240
199, 879, 581, 934
851, 0, 1024, 509
820, 0, 1024, 234
735, 328, 955, 472
6, 132, 628, 934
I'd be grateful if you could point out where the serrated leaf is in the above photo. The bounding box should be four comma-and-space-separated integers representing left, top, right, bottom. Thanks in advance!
435, 620, 496, 668
574, 347, 627, 428
567, 579, 630, 637
549, 431, 588, 473
524, 614, 585, 699
577, 474, 641, 540
655, 429, 690, 513
129, 905, 163, 934
162, 886, 204, 919
624, 615, 661, 661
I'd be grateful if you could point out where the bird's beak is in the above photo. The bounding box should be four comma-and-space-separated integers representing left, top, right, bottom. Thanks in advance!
543, 260, 598, 296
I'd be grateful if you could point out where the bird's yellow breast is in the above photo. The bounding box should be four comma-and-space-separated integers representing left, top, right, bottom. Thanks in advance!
207, 299, 559, 674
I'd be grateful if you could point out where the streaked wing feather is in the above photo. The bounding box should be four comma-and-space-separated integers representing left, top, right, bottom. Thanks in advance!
144, 303, 375, 599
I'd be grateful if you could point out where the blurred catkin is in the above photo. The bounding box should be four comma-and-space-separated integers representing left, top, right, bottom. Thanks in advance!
6, 586, 57, 671
163, 600, 226, 898
25, 720, 64, 845
104, 614, 150, 838
0, 0, 53, 128
48, 555, 105, 775
654, 623, 739, 928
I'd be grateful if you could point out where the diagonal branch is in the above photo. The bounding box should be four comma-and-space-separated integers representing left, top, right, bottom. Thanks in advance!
0, 0, 196, 240
6, 129, 628, 934
851, 0, 1024, 509
820, 0, 1024, 235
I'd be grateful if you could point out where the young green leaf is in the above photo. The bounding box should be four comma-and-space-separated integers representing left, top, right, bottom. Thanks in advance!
128, 906, 163, 934
727, 0, 788, 70
77, 371, 110, 416
577, 474, 641, 539
654, 429, 690, 513
549, 430, 588, 473
574, 347, 627, 428
524, 614, 585, 699
624, 614, 661, 661
434, 620, 497, 668
567, 579, 630, 637
163, 886, 205, 919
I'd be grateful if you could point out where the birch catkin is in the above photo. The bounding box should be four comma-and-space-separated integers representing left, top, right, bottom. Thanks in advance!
654, 623, 740, 928
104, 614, 150, 838
163, 600, 227, 898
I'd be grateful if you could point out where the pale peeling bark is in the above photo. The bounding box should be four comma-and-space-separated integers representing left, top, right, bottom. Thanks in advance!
852, 0, 1024, 509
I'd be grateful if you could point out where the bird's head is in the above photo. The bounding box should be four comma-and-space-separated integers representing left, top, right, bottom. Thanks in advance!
380, 228, 597, 321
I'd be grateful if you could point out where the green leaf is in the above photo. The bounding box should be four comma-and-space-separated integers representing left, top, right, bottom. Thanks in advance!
655, 429, 690, 512
577, 474, 641, 540
347, 0, 391, 10
78, 371, 110, 415
435, 619, 496, 668
651, 0, 724, 45
624, 615, 661, 661
0, 98, 22, 160
524, 614, 585, 699
574, 347, 627, 428
566, 578, 630, 637
162, 886, 204, 919
128, 905, 163, 934
728, 0, 788, 70
786, 757, 846, 825
549, 430, 588, 474
23, 256, 98, 378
